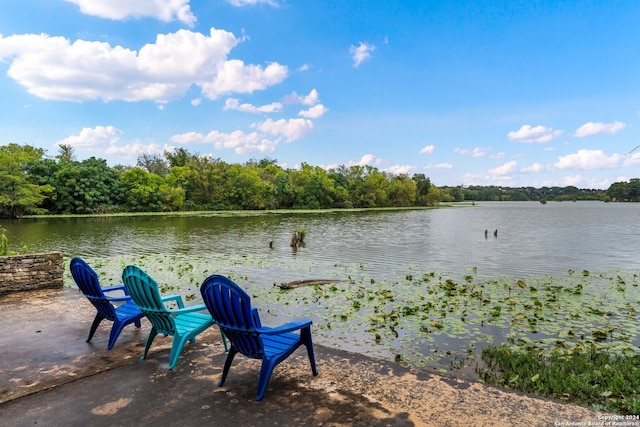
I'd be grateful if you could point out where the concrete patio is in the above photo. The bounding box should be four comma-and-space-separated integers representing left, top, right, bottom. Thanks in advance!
0, 287, 609, 426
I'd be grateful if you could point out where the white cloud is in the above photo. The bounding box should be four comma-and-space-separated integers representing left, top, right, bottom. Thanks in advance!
299, 104, 328, 119
255, 118, 313, 142
0, 28, 287, 102
226, 0, 279, 6
191, 98, 201, 106
385, 165, 415, 175
171, 129, 277, 154
224, 98, 283, 113
561, 175, 586, 187
56, 125, 123, 149
555, 149, 622, 170
171, 117, 316, 155
454, 147, 485, 157
283, 89, 320, 106
419, 145, 435, 154
489, 160, 518, 175
574, 120, 626, 137
65, 0, 196, 26
508, 124, 562, 143
200, 60, 288, 100
105, 141, 172, 158
423, 162, 452, 169
520, 162, 546, 173
350, 42, 375, 68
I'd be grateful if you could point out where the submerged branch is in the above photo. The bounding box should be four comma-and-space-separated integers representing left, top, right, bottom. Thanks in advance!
276, 279, 348, 290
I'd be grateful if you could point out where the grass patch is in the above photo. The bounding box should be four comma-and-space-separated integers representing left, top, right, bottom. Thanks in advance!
479, 344, 640, 414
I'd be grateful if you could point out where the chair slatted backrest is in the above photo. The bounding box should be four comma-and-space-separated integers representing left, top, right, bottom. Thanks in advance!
70, 257, 116, 321
201, 275, 263, 359
122, 265, 176, 336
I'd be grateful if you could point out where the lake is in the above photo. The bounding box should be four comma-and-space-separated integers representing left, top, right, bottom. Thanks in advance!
5, 201, 640, 375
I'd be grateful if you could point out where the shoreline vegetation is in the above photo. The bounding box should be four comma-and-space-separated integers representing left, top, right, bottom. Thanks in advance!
3, 142, 639, 220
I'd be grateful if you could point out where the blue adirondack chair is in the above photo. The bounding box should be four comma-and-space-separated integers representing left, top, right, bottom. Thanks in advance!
70, 257, 144, 350
121, 265, 226, 370
200, 274, 318, 400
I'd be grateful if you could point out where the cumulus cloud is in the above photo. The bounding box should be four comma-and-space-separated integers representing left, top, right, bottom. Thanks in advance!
555, 149, 622, 170
350, 42, 375, 67
0, 28, 287, 102
455, 147, 485, 157
425, 162, 452, 169
171, 116, 314, 155
255, 118, 313, 142
574, 120, 626, 137
224, 98, 283, 113
385, 165, 416, 175
419, 145, 435, 154
299, 104, 328, 119
56, 125, 123, 149
283, 89, 320, 106
520, 162, 546, 173
65, 0, 196, 26
508, 125, 562, 143
171, 129, 277, 154
489, 160, 518, 175
106, 141, 173, 158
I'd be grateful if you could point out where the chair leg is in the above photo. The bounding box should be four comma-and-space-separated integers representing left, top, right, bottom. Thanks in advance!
107, 320, 127, 350
219, 348, 237, 387
168, 335, 190, 370
301, 327, 318, 375
142, 327, 158, 361
87, 313, 105, 342
256, 359, 278, 401
220, 330, 229, 352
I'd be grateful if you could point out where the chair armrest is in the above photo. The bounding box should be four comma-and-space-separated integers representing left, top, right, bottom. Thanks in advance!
102, 284, 127, 293
258, 318, 312, 335
161, 295, 185, 308
171, 303, 210, 314
102, 285, 132, 302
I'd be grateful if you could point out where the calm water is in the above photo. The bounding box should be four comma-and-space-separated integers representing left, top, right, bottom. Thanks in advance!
6, 201, 640, 279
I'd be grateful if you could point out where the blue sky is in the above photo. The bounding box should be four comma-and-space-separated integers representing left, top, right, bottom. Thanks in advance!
1, 0, 640, 189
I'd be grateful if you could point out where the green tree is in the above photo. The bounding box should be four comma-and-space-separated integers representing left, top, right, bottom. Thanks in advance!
120, 167, 169, 211
0, 144, 52, 218
52, 157, 125, 214
389, 174, 417, 207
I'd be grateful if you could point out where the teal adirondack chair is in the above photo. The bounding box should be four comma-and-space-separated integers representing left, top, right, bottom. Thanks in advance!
70, 257, 144, 350
121, 265, 227, 370
200, 274, 318, 400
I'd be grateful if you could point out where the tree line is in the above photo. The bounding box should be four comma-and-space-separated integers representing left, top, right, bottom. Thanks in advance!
0, 143, 629, 219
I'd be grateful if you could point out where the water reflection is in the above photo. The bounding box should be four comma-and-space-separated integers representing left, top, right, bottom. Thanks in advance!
7, 201, 640, 278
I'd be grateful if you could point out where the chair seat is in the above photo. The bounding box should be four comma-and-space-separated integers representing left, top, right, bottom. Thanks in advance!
115, 301, 144, 321
174, 312, 213, 335
261, 332, 300, 359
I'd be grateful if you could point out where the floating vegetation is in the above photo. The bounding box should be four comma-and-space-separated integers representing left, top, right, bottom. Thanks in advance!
64, 254, 640, 397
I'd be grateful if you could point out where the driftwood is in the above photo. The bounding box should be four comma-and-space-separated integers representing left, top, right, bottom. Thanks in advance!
276, 279, 347, 290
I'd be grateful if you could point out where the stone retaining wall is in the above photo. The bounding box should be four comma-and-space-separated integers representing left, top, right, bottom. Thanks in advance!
0, 252, 64, 293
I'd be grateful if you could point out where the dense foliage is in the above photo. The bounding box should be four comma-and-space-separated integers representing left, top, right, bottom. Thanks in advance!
0, 143, 631, 218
